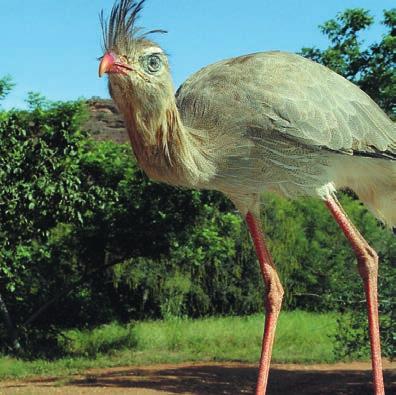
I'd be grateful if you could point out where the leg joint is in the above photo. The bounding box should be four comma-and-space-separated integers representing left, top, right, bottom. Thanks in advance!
357, 245, 379, 280
266, 279, 284, 314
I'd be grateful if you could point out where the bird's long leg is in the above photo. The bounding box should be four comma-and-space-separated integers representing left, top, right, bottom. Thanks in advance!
325, 195, 384, 395
246, 211, 284, 395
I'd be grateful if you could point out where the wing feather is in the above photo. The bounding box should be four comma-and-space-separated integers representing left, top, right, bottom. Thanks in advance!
176, 51, 395, 158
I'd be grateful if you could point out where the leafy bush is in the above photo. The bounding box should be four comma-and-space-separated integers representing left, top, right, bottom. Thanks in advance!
0, 101, 120, 355
0, 99, 394, 359
301, 7, 396, 358
1, 9, 395, 360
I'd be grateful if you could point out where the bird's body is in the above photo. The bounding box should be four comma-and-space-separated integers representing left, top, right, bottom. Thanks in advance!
99, 2, 394, 393
175, 51, 395, 224
115, 49, 396, 224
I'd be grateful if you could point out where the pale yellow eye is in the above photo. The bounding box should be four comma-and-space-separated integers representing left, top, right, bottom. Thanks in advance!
119, 55, 129, 63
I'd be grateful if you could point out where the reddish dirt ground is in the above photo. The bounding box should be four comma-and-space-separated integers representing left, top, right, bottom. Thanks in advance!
1, 361, 395, 395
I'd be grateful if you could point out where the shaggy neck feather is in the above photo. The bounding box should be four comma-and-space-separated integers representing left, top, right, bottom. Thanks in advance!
118, 92, 216, 187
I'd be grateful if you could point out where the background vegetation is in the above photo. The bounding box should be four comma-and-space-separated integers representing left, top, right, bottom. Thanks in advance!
0, 8, 394, 367
0, 312, 338, 379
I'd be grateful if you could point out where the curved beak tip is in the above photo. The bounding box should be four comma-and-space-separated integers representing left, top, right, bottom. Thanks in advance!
98, 52, 115, 78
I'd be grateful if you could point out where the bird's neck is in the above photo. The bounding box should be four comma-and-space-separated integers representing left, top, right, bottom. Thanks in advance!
120, 95, 216, 187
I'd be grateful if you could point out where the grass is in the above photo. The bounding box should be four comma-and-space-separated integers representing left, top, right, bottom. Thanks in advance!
0, 311, 343, 380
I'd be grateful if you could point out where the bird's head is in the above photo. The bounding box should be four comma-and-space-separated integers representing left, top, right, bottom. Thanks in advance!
99, 0, 171, 115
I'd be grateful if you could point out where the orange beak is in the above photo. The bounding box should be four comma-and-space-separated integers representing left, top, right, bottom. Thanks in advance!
98, 52, 116, 77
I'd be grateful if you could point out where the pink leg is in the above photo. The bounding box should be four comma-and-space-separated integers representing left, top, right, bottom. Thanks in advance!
246, 211, 284, 395
325, 196, 384, 395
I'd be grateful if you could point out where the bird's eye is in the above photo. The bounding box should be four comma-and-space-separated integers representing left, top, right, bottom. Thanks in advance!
143, 54, 163, 73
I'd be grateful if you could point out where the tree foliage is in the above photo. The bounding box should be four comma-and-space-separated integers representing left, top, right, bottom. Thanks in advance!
301, 7, 396, 359
0, 99, 394, 359
0, 75, 14, 103
301, 8, 395, 118
0, 8, 394, 361
0, 101, 117, 355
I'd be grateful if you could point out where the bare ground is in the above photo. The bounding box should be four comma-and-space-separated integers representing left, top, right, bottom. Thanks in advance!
1, 361, 395, 395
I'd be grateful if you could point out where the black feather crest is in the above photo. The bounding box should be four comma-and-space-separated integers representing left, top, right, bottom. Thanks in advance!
100, 0, 166, 52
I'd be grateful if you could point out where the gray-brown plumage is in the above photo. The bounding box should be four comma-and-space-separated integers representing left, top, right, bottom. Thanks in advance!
176, 51, 396, 224
99, 1, 394, 394
99, 1, 395, 226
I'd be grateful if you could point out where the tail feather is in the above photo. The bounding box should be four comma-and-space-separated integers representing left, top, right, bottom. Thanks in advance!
333, 156, 396, 228
365, 190, 396, 228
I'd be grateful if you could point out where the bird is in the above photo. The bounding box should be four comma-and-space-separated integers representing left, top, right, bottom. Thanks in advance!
98, 1, 395, 394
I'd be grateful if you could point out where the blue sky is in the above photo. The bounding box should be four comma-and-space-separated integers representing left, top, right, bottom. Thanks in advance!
0, 0, 393, 109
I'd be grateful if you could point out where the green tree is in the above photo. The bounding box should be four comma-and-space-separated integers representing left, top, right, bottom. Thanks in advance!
301, 8, 396, 359
25, 91, 49, 111
301, 8, 395, 118
0, 101, 393, 357
0, 75, 14, 103
0, 99, 120, 356
1, 7, 394, 358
